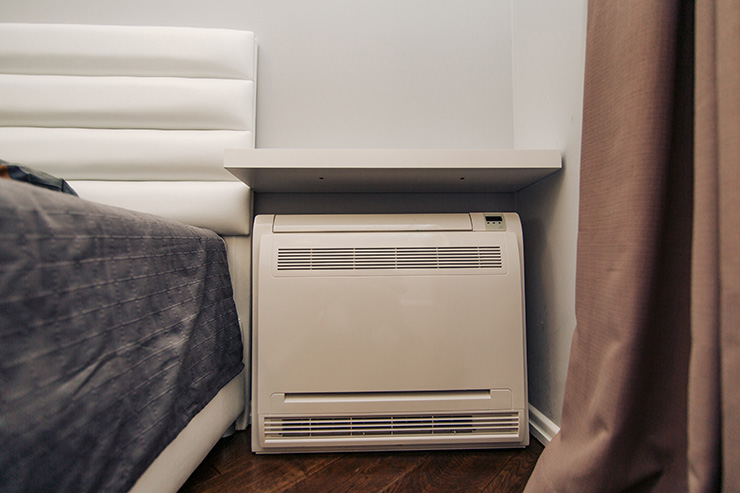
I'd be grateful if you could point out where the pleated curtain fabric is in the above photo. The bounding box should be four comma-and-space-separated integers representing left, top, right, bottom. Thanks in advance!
692, 1, 739, 491
524, 1, 738, 492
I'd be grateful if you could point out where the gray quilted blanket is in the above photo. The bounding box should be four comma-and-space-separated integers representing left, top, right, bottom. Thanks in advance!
0, 179, 244, 492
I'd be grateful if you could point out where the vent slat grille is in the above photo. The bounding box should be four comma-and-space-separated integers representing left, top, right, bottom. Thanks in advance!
277, 246, 503, 271
264, 412, 519, 440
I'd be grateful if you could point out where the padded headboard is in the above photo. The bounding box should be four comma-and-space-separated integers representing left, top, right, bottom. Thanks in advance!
0, 23, 256, 235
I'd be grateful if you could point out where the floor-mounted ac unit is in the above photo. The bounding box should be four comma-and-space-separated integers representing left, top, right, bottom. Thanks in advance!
251, 213, 528, 453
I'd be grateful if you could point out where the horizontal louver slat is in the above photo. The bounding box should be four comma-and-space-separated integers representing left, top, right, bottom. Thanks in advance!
264, 412, 519, 440
276, 246, 503, 271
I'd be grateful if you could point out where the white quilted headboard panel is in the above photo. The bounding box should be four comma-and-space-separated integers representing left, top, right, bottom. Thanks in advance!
0, 24, 257, 235
0, 23, 256, 183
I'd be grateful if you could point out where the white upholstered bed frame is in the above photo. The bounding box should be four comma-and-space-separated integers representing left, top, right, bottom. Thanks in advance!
0, 23, 256, 492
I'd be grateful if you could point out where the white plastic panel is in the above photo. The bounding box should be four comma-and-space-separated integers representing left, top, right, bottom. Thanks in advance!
269, 389, 513, 414
273, 213, 473, 233
256, 230, 523, 394
0, 23, 256, 80
252, 213, 528, 452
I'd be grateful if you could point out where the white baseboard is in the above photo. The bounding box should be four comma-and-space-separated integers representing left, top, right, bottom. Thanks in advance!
528, 404, 560, 445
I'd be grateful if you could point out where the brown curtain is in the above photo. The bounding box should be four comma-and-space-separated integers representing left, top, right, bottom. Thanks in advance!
525, 1, 738, 492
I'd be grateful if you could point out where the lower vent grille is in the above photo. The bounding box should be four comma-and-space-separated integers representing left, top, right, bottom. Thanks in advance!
264, 412, 519, 440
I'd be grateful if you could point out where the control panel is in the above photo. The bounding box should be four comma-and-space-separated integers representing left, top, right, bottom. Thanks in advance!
484, 214, 506, 231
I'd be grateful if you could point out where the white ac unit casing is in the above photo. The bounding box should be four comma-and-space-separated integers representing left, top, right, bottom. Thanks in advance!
251, 213, 528, 453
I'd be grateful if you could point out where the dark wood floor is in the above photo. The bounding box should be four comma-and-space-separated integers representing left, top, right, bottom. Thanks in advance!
179, 430, 543, 492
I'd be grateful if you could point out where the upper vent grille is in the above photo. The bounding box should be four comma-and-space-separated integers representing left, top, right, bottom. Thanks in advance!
277, 246, 503, 271
264, 412, 520, 441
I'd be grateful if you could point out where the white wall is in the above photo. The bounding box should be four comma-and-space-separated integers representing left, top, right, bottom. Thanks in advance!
0, 0, 515, 149
1, 0, 589, 432
513, 0, 588, 427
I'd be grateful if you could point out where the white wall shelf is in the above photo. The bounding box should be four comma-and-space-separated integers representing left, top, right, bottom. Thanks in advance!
225, 149, 562, 193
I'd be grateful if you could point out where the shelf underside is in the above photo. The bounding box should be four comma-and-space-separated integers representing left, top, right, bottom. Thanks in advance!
225, 149, 562, 193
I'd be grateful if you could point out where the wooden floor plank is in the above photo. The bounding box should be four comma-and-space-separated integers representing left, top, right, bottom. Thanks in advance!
179, 461, 220, 487
182, 450, 342, 492
380, 449, 516, 493
481, 441, 544, 493
283, 451, 432, 493
180, 433, 342, 492
195, 431, 252, 475
179, 430, 544, 493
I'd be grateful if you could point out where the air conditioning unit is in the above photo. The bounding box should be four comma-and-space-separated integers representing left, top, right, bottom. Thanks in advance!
251, 213, 528, 453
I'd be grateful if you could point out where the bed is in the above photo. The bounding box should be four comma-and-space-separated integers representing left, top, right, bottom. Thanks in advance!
0, 23, 257, 492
